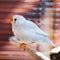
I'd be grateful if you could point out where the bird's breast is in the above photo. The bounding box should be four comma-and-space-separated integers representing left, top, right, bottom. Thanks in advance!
12, 26, 34, 43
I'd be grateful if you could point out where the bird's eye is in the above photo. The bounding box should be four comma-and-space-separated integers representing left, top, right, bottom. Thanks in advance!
14, 18, 17, 21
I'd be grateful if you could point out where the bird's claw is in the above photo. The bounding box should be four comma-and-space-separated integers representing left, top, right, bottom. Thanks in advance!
20, 43, 27, 50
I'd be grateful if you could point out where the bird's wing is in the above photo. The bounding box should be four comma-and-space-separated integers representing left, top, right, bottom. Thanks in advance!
18, 20, 55, 46
20, 20, 48, 36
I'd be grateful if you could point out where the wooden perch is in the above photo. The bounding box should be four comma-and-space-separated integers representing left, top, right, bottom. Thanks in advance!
9, 37, 50, 60
25, 46, 50, 60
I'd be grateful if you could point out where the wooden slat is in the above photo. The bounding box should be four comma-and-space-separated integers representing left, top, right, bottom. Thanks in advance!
0, 28, 11, 30
0, 0, 39, 3
54, 0, 60, 2
54, 26, 60, 29
0, 30, 12, 34
54, 16, 60, 18
0, 33, 13, 35
0, 35, 10, 38
54, 6, 60, 8
0, 44, 17, 48
54, 11, 60, 13
0, 46, 20, 50
0, 51, 28, 55
0, 3, 38, 7
0, 4, 36, 9
0, 34, 12, 36
0, 9, 30, 13
54, 21, 60, 23
0, 41, 9, 44
0, 55, 34, 59
0, 0, 22, 2
0, 24, 11, 27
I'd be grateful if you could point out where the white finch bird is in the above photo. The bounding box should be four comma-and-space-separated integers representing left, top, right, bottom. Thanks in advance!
8, 15, 57, 56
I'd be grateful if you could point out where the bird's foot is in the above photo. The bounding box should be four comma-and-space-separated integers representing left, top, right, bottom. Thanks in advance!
20, 43, 28, 56
20, 43, 27, 50
49, 46, 55, 50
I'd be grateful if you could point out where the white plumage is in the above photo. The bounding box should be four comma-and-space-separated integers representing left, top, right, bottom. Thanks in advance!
9, 15, 57, 55
12, 15, 55, 45
8, 15, 60, 60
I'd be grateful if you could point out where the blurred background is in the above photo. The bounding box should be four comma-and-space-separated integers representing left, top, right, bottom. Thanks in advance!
0, 0, 60, 60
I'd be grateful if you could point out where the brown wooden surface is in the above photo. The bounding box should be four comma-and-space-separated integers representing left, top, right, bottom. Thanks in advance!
0, 41, 36, 60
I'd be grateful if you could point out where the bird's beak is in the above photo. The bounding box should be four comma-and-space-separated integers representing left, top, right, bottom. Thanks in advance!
8, 17, 13, 22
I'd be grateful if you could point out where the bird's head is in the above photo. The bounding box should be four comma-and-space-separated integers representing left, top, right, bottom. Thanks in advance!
8, 15, 26, 25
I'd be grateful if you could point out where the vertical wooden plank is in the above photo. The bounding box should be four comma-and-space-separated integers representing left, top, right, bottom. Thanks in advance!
40, 1, 54, 40
53, 0, 60, 46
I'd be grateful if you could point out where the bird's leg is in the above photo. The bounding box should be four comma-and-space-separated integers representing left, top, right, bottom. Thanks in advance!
49, 46, 55, 50
20, 43, 27, 51
20, 43, 29, 56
